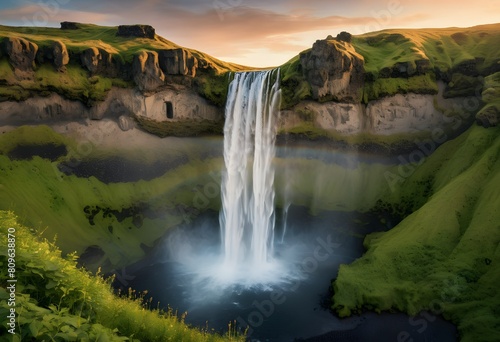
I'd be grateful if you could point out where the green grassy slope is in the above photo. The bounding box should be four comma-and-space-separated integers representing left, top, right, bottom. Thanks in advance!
332, 125, 500, 342
354, 24, 500, 76
0, 211, 244, 341
279, 23, 500, 107
0, 24, 248, 71
0, 126, 223, 270
355, 24, 500, 101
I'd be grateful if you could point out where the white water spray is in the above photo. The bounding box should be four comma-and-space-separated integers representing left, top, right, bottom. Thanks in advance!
219, 69, 281, 273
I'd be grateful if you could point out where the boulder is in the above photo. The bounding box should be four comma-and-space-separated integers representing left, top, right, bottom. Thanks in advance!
81, 47, 106, 74
80, 47, 121, 77
117, 25, 155, 39
336, 31, 352, 43
132, 50, 165, 92
158, 48, 198, 77
300, 39, 364, 102
118, 115, 133, 131
34, 40, 69, 72
3, 37, 38, 73
60, 21, 81, 30
52, 40, 69, 72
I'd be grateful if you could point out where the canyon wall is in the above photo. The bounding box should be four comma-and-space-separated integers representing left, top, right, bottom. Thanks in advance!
0, 86, 222, 130
1, 24, 497, 139
280, 83, 475, 135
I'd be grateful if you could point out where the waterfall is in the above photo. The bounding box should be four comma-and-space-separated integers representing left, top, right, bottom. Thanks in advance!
219, 69, 281, 271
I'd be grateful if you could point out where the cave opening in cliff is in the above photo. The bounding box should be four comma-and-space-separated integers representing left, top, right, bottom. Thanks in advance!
165, 101, 174, 119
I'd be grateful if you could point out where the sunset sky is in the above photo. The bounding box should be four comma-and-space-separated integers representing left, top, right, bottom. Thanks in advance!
0, 0, 499, 67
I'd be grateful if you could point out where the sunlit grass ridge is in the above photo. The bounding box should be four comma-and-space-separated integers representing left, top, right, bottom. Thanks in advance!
0, 211, 244, 341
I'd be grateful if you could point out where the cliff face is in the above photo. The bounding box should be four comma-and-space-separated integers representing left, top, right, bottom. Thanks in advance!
2, 35, 201, 90
0, 23, 244, 109
3, 37, 38, 79
280, 25, 500, 136
0, 86, 222, 127
280, 83, 475, 136
0, 23, 499, 140
300, 37, 364, 103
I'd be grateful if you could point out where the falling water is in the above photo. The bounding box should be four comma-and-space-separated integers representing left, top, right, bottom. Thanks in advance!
281, 202, 291, 244
219, 69, 281, 272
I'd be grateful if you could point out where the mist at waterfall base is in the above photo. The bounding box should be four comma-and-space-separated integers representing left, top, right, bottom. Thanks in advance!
129, 209, 456, 341
126, 71, 457, 341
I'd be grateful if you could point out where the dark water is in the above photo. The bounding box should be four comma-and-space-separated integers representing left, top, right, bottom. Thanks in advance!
124, 209, 457, 342
7, 143, 67, 161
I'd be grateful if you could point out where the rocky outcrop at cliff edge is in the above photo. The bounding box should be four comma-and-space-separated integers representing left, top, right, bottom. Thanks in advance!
52, 41, 69, 72
60, 21, 81, 30
0, 23, 216, 98
81, 47, 122, 78
117, 25, 155, 39
158, 49, 198, 77
300, 37, 364, 103
133, 51, 165, 92
35, 40, 69, 72
2, 37, 38, 79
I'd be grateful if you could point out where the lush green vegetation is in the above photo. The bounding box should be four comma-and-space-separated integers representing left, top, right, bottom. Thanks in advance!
280, 53, 312, 109
0, 60, 131, 104
0, 211, 244, 341
193, 71, 233, 108
354, 24, 500, 101
332, 125, 500, 342
0, 126, 222, 271
362, 73, 439, 102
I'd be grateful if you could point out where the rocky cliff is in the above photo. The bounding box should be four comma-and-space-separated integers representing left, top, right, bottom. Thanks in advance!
0, 23, 245, 105
0, 23, 499, 142
280, 25, 500, 139
299, 35, 364, 103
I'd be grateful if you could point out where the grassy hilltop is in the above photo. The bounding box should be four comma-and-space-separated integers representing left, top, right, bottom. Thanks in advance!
0, 23, 251, 106
281, 23, 500, 108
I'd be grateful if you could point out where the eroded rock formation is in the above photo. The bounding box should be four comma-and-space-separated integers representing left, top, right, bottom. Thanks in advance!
117, 25, 155, 39
159, 49, 198, 77
0, 86, 222, 125
80, 47, 122, 77
300, 38, 364, 102
3, 37, 38, 79
52, 40, 69, 72
133, 51, 165, 92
